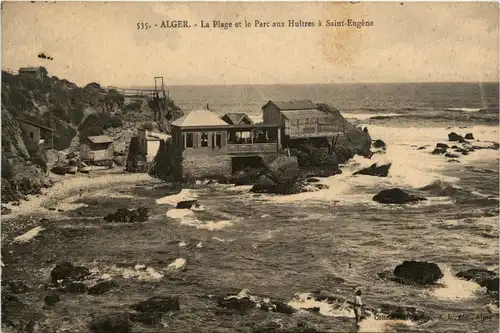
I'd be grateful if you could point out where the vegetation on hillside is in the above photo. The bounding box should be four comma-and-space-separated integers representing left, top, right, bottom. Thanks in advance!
1, 68, 183, 203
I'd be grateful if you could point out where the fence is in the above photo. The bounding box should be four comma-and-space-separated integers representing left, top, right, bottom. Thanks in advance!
106, 86, 157, 98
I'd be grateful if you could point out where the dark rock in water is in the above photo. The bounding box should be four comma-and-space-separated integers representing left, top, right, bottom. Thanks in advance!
175, 200, 199, 209
40, 218, 50, 223
128, 312, 162, 325
417, 146, 426, 150
484, 277, 499, 293
436, 143, 449, 149
51, 261, 90, 283
373, 188, 427, 204
87, 281, 118, 295
1, 205, 12, 215
448, 132, 464, 142
431, 148, 447, 155
305, 178, 320, 183
447, 159, 460, 163
353, 163, 391, 177
89, 313, 131, 333
380, 304, 429, 322
59, 281, 87, 293
451, 145, 458, 149
259, 300, 296, 314
217, 297, 256, 312
464, 133, 474, 140
456, 269, 497, 285
2, 280, 30, 294
444, 153, 459, 158
373, 139, 386, 149
393, 260, 443, 285
44, 293, 60, 306
104, 207, 148, 223
133, 296, 180, 313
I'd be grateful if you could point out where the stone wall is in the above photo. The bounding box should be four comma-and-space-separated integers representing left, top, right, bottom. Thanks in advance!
181, 154, 232, 180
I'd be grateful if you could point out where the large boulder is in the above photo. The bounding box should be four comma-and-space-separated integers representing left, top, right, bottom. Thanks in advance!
372, 139, 386, 149
484, 278, 499, 293
353, 163, 391, 177
373, 188, 426, 204
104, 207, 148, 223
456, 269, 497, 287
44, 293, 60, 306
216, 296, 256, 312
448, 132, 465, 142
393, 260, 443, 285
464, 133, 474, 140
133, 296, 180, 313
431, 148, 447, 155
87, 280, 118, 295
89, 313, 131, 333
2, 280, 30, 294
436, 143, 449, 149
175, 200, 199, 209
51, 261, 90, 283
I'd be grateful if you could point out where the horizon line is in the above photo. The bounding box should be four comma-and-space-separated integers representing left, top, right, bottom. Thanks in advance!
122, 81, 500, 88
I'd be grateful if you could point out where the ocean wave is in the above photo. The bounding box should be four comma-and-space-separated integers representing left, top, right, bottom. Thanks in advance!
343, 112, 405, 120
428, 265, 484, 300
166, 208, 236, 230
446, 107, 485, 113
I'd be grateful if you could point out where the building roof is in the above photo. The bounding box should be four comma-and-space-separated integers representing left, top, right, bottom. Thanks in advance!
281, 110, 330, 120
263, 100, 318, 111
19, 67, 43, 72
171, 110, 229, 128
222, 113, 254, 125
16, 117, 55, 132
86, 135, 113, 144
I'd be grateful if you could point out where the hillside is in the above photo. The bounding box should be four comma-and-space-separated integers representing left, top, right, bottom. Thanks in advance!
1, 69, 183, 203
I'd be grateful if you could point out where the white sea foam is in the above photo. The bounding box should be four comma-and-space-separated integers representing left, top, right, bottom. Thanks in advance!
167, 258, 186, 270
261, 125, 497, 204
156, 189, 198, 205
287, 293, 355, 318
109, 265, 164, 281
359, 312, 416, 333
12, 227, 44, 243
343, 112, 405, 120
446, 107, 483, 112
166, 208, 235, 230
429, 266, 483, 300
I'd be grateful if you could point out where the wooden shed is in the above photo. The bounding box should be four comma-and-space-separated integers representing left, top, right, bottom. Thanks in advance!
80, 135, 114, 163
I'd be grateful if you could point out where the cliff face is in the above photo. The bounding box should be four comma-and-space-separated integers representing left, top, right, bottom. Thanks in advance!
1, 69, 183, 203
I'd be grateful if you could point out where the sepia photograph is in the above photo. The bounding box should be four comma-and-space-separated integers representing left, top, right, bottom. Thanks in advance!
1, 1, 499, 332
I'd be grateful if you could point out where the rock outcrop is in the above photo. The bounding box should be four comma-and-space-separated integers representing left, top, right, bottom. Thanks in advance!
51, 261, 90, 283
1, 69, 183, 204
353, 163, 391, 177
373, 188, 427, 204
132, 296, 180, 313
456, 269, 499, 292
103, 207, 148, 223
392, 260, 444, 285
89, 313, 131, 333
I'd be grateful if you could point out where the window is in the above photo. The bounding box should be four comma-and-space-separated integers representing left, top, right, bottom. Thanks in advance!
186, 133, 194, 148
215, 132, 222, 148
201, 132, 209, 147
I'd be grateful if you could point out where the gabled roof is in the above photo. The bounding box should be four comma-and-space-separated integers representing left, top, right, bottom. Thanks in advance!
262, 100, 318, 111
281, 110, 330, 120
16, 117, 55, 132
221, 113, 254, 125
19, 67, 43, 72
86, 135, 113, 144
171, 110, 229, 128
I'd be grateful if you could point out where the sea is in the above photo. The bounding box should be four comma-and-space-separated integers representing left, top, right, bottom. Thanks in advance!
3, 83, 499, 333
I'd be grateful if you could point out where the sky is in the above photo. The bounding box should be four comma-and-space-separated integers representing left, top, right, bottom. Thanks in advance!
1, 2, 499, 86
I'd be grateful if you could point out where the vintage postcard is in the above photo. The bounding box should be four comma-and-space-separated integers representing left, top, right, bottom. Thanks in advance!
1, 1, 499, 333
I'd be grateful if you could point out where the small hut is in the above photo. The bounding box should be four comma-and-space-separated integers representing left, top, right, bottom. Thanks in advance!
80, 135, 114, 165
